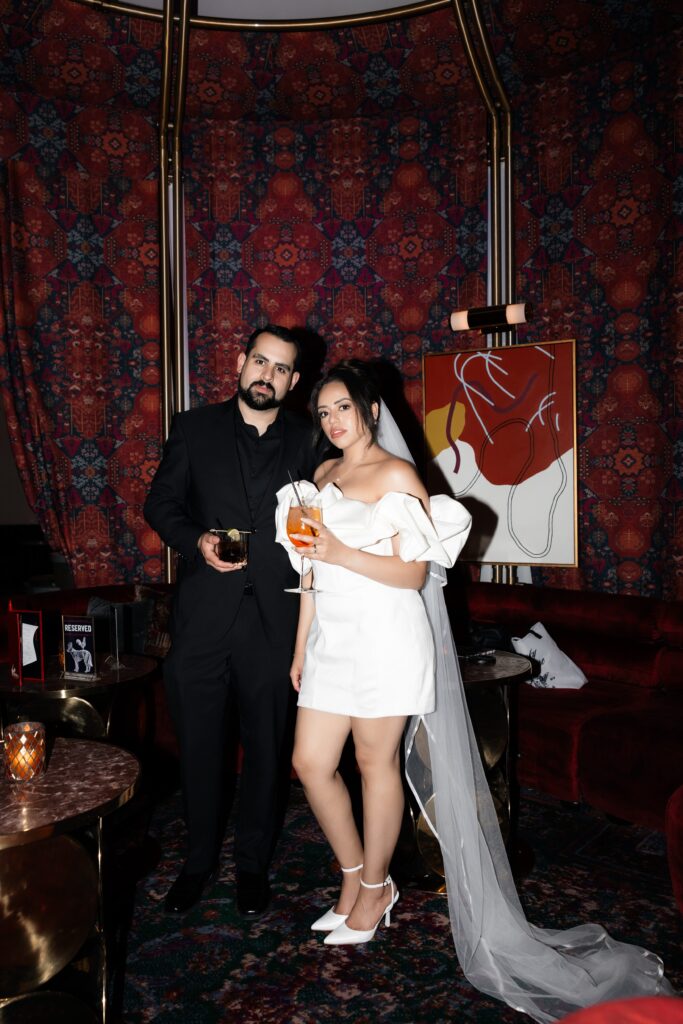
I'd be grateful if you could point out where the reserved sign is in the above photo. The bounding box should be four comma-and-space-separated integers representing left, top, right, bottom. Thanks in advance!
62, 614, 97, 679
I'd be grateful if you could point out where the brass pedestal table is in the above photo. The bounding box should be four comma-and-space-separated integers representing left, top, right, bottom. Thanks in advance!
0, 653, 158, 740
0, 738, 139, 1022
409, 650, 532, 886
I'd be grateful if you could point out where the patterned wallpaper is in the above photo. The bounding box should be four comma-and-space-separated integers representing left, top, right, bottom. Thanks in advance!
0, 0, 680, 597
183, 13, 488, 415
487, 1, 681, 596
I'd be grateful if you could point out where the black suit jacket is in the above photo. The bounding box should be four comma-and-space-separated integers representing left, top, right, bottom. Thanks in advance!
144, 397, 317, 645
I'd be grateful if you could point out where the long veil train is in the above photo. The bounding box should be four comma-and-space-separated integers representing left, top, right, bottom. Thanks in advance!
377, 399, 672, 1023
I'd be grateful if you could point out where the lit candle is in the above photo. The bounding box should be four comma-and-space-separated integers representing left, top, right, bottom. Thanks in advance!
3, 722, 47, 783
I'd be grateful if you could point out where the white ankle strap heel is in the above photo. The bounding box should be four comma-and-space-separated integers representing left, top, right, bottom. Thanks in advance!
360, 875, 396, 926
310, 863, 363, 932
324, 875, 399, 945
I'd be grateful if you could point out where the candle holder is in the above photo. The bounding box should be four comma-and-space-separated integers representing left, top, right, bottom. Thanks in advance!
3, 721, 47, 783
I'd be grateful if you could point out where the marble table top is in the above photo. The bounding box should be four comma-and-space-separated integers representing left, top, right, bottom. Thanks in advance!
460, 650, 532, 688
0, 738, 140, 849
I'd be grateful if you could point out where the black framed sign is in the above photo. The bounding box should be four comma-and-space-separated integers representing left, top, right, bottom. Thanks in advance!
62, 614, 97, 679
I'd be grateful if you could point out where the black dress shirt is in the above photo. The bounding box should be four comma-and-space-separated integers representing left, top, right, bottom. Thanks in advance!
234, 404, 284, 525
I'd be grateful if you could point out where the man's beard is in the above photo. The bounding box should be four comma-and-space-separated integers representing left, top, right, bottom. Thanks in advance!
238, 380, 283, 411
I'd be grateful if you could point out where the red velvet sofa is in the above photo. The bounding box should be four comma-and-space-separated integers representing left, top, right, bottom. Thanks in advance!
453, 580, 683, 912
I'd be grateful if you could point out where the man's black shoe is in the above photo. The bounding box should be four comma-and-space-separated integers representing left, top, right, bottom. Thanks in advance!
164, 866, 218, 914
236, 869, 271, 917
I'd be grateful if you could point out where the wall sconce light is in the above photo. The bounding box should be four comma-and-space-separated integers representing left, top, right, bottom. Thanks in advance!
450, 302, 532, 332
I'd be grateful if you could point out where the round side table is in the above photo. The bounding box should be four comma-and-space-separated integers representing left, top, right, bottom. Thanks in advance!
0, 738, 139, 1022
410, 651, 532, 885
0, 654, 158, 740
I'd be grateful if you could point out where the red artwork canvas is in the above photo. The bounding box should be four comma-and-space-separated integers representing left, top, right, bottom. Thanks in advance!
424, 340, 578, 566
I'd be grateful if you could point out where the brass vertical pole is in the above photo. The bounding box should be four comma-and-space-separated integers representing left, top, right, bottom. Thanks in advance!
467, 0, 514, 306
158, 0, 174, 582
451, 0, 518, 585
450, 0, 501, 305
171, 0, 192, 416
450, 0, 516, 319
156, 0, 190, 583
96, 818, 107, 1023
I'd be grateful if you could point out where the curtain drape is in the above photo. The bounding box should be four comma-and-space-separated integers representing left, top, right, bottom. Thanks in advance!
0, 159, 162, 585
0, 160, 74, 561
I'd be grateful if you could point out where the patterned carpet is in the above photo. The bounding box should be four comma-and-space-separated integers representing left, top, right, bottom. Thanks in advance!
112, 786, 682, 1024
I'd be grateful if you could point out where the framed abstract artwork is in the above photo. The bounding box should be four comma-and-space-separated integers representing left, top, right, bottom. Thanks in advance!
423, 339, 578, 566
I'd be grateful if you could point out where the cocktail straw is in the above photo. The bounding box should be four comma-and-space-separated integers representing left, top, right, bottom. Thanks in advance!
288, 470, 305, 507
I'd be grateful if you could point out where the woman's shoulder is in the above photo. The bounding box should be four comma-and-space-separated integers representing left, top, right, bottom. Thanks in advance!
373, 451, 425, 495
313, 457, 340, 486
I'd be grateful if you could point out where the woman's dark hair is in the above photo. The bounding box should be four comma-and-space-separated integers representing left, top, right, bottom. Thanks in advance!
311, 360, 381, 444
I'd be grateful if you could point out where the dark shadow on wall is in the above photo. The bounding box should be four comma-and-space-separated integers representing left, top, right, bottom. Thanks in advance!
285, 327, 327, 417
0, 524, 74, 597
457, 496, 498, 562
366, 359, 428, 473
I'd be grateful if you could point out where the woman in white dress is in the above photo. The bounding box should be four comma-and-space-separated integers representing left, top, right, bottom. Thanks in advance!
275, 360, 471, 946
276, 360, 673, 1019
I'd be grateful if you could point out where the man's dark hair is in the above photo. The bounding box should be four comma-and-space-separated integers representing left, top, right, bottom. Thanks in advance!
310, 359, 381, 445
245, 324, 302, 371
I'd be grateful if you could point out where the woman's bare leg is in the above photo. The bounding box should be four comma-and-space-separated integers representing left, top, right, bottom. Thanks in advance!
292, 708, 364, 913
344, 714, 407, 931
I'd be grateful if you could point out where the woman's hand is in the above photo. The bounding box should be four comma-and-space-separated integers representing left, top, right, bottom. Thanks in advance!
290, 649, 305, 692
291, 518, 349, 566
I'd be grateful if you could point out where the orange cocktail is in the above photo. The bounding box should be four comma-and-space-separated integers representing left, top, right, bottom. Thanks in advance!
284, 503, 323, 594
286, 506, 322, 548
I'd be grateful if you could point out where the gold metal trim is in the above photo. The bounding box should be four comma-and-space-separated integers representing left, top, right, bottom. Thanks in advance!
79, 0, 161, 17
78, 0, 449, 29
159, 0, 173, 440
449, 0, 512, 315
171, 0, 191, 418
158, 0, 175, 582
448, 1, 520, 586
449, 0, 500, 302
467, 0, 513, 308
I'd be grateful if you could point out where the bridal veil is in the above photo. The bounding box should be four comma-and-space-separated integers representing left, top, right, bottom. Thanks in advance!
376, 399, 672, 1023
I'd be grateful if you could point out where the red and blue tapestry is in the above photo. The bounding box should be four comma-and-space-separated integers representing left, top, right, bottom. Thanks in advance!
0, 0, 680, 599
0, 0, 163, 585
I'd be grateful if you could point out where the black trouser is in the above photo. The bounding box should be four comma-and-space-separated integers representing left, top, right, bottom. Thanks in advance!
164, 593, 294, 874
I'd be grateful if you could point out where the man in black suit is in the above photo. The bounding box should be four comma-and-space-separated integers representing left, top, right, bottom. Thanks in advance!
144, 325, 317, 916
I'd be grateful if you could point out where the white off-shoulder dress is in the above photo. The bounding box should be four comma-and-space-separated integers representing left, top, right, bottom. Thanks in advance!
275, 481, 471, 718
